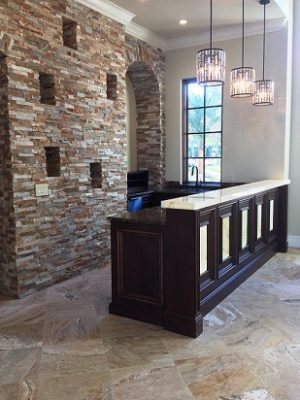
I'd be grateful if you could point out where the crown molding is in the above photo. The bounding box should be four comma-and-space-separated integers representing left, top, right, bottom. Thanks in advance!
73, 1, 286, 52
126, 22, 168, 51
75, 0, 135, 26
166, 17, 287, 51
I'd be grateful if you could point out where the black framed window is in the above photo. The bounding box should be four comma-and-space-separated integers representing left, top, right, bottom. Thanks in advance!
183, 78, 223, 183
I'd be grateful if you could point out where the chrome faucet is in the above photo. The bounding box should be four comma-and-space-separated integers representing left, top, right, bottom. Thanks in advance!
191, 165, 200, 188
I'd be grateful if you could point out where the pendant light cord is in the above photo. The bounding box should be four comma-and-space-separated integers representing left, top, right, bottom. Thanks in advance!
242, 0, 245, 67
210, 0, 213, 50
263, 3, 266, 80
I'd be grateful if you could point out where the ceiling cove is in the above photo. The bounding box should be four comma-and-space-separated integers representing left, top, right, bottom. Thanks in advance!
75, 0, 288, 51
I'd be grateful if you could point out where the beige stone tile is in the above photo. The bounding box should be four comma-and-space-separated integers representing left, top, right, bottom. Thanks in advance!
35, 341, 111, 399
0, 383, 22, 400
109, 365, 194, 400
222, 389, 276, 400
0, 289, 48, 307
255, 342, 300, 399
42, 301, 102, 344
103, 335, 174, 370
177, 351, 260, 400
288, 247, 300, 255
0, 304, 46, 349
0, 348, 41, 399
98, 314, 167, 339
0, 250, 300, 399
36, 371, 111, 400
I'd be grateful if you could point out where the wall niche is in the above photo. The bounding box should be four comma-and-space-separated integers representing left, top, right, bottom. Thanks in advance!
106, 73, 117, 100
39, 73, 56, 105
90, 162, 102, 188
45, 147, 61, 177
62, 17, 78, 50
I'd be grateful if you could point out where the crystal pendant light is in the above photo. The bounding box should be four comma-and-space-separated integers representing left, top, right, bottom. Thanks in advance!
196, 0, 226, 86
253, 0, 274, 106
230, 0, 255, 98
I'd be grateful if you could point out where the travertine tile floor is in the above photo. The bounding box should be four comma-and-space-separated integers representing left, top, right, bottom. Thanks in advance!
1, 249, 300, 400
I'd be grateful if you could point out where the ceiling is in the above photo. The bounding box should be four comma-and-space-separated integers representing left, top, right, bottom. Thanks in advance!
110, 0, 285, 40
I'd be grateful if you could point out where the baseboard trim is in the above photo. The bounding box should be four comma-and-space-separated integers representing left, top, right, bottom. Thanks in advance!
288, 235, 300, 248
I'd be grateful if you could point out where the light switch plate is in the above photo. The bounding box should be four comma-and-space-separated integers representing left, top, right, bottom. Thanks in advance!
35, 183, 49, 197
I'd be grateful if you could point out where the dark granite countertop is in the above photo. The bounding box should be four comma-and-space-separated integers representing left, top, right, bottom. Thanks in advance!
127, 182, 244, 197
110, 207, 166, 225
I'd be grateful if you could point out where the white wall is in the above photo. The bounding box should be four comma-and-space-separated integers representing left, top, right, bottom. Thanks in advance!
288, 1, 300, 243
165, 28, 288, 184
126, 76, 137, 172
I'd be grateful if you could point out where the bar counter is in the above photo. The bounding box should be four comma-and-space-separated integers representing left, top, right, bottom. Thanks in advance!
109, 180, 290, 337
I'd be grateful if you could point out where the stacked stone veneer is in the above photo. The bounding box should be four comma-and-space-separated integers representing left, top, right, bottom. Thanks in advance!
0, 50, 16, 294
126, 35, 166, 188
0, 0, 165, 297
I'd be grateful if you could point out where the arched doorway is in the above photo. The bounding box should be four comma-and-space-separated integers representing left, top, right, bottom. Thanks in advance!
126, 61, 163, 188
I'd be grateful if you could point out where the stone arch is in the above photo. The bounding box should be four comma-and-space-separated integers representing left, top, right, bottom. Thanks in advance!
126, 60, 164, 188
125, 34, 165, 188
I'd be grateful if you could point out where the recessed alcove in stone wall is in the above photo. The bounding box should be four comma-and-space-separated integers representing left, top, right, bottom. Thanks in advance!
126, 61, 162, 188
90, 162, 102, 188
106, 73, 118, 100
62, 17, 78, 50
45, 147, 61, 177
39, 73, 56, 105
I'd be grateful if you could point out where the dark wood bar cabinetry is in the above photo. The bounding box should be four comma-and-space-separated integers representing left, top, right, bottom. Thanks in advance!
109, 181, 289, 338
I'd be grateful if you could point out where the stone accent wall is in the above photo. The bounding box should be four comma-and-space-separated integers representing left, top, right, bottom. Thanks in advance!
0, 1, 166, 297
125, 35, 166, 188
0, 52, 16, 294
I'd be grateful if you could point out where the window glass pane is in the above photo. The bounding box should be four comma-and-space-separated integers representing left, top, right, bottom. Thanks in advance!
205, 107, 222, 132
200, 225, 208, 275
206, 85, 222, 106
188, 109, 204, 133
188, 158, 204, 181
188, 82, 204, 108
257, 204, 262, 239
188, 134, 204, 157
183, 79, 223, 184
241, 209, 248, 249
222, 216, 230, 261
205, 133, 221, 157
270, 200, 274, 231
205, 158, 221, 182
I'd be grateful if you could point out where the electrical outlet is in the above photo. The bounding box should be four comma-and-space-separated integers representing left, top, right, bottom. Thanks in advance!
35, 184, 49, 197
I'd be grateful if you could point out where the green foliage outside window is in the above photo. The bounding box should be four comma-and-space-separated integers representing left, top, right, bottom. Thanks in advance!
183, 79, 223, 183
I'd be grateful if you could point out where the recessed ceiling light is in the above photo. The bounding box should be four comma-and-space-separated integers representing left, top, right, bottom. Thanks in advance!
179, 20, 187, 25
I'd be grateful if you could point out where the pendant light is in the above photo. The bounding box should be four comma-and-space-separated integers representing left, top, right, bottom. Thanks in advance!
230, 0, 255, 98
196, 0, 226, 86
253, 0, 274, 106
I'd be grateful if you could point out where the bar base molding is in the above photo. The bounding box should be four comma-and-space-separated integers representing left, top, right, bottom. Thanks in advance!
164, 312, 203, 338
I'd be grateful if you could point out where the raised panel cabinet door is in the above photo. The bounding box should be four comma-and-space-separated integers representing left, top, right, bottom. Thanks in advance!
118, 229, 163, 305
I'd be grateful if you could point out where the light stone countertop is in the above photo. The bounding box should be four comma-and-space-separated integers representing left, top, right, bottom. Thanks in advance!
161, 179, 291, 211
